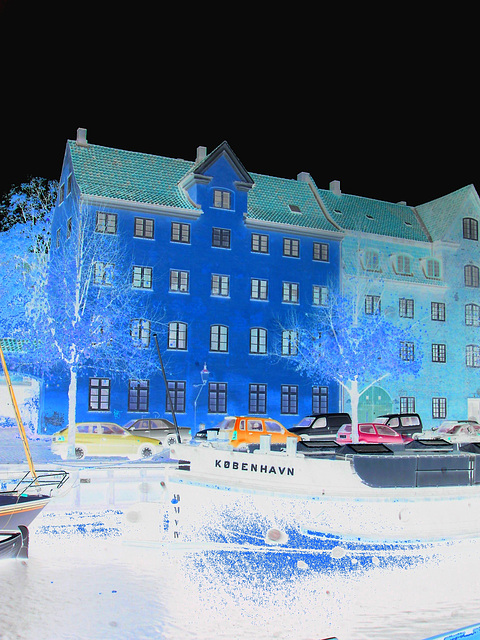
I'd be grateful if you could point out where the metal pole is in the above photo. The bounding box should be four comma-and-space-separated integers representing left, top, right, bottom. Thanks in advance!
153, 334, 181, 444
0, 341, 37, 480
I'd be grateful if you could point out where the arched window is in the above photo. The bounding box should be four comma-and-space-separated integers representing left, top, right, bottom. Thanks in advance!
168, 322, 187, 350
465, 304, 480, 326
393, 254, 412, 275
463, 218, 478, 240
425, 258, 441, 279
465, 265, 480, 288
210, 325, 228, 352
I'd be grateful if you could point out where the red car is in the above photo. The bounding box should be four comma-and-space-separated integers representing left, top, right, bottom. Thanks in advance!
335, 422, 413, 445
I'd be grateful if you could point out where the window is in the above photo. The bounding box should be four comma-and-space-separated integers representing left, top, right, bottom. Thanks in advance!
466, 303, 480, 327
425, 259, 441, 279
89, 378, 110, 411
466, 344, 480, 368
211, 274, 229, 297
312, 386, 328, 414
58, 183, 64, 204
283, 238, 299, 257
171, 222, 190, 243
130, 319, 151, 347
128, 380, 149, 412
67, 174, 72, 197
170, 270, 189, 293
281, 330, 298, 356
166, 381, 186, 413
210, 325, 228, 352
313, 242, 329, 262
67, 217, 72, 238
400, 341, 415, 361
465, 265, 480, 288
212, 228, 231, 248
283, 282, 299, 303
400, 396, 415, 413
132, 266, 152, 289
394, 254, 412, 275
168, 322, 187, 350
463, 217, 478, 240
432, 397, 447, 419
399, 298, 414, 319
208, 382, 227, 413
281, 385, 298, 414
252, 233, 269, 253
431, 302, 446, 321
134, 217, 154, 239
432, 343, 446, 363
312, 285, 328, 306
56, 228, 61, 248
251, 278, 268, 300
250, 328, 267, 354
365, 295, 381, 315
213, 190, 231, 209
95, 211, 117, 234
363, 250, 380, 271
94, 261, 114, 286
249, 384, 267, 414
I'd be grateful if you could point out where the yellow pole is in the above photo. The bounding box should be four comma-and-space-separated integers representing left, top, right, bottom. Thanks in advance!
0, 340, 37, 480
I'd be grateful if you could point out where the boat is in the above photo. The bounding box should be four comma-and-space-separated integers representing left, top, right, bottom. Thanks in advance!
422, 623, 480, 639
164, 437, 480, 553
0, 525, 29, 559
0, 341, 69, 534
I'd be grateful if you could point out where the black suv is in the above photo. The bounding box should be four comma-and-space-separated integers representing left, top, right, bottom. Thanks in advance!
288, 412, 352, 440
374, 413, 423, 437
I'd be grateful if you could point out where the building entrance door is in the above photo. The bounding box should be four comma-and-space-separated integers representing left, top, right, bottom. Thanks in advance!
358, 386, 392, 422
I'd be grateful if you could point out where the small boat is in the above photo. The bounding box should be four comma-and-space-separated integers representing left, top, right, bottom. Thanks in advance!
0, 525, 29, 559
422, 622, 480, 639
0, 342, 69, 535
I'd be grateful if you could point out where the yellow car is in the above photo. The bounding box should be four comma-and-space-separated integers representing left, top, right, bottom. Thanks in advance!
51, 422, 162, 460
215, 416, 301, 450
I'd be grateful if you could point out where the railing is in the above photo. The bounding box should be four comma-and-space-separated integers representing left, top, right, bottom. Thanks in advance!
1, 469, 69, 496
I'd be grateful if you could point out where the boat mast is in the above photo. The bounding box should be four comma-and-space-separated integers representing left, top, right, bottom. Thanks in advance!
0, 341, 37, 480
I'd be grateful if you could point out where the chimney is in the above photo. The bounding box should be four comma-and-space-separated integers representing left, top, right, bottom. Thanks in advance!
76, 128, 88, 147
297, 172, 310, 183
196, 146, 207, 162
329, 180, 341, 196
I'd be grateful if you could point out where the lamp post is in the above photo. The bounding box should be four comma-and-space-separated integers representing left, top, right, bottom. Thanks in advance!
193, 363, 209, 435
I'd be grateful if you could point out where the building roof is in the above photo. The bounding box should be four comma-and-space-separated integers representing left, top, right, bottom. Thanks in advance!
68, 140, 197, 210
247, 172, 339, 233
415, 184, 480, 241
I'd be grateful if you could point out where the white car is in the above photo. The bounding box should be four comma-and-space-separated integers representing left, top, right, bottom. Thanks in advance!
415, 420, 480, 443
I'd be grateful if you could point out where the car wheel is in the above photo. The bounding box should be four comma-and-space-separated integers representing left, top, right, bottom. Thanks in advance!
75, 446, 86, 460
138, 444, 155, 459
166, 434, 178, 446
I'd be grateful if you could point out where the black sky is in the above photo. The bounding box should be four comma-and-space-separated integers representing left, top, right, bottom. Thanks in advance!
1, 2, 477, 207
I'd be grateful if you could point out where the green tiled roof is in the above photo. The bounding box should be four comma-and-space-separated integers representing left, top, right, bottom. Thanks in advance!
317, 188, 430, 242
247, 173, 339, 233
415, 184, 477, 241
68, 141, 197, 210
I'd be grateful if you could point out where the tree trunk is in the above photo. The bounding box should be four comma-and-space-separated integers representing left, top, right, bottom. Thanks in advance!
350, 379, 360, 444
66, 367, 77, 459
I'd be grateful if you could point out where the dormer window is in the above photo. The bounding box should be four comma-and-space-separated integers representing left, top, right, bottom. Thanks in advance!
393, 254, 412, 276
361, 250, 380, 272
424, 258, 441, 279
289, 204, 301, 214
213, 190, 231, 209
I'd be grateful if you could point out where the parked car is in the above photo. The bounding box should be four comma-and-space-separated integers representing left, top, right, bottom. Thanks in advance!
205, 416, 301, 450
415, 420, 480, 443
287, 413, 352, 441
374, 413, 423, 437
335, 423, 413, 445
123, 418, 190, 446
51, 422, 162, 460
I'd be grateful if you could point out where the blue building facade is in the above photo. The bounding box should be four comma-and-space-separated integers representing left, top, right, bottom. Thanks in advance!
43, 134, 342, 433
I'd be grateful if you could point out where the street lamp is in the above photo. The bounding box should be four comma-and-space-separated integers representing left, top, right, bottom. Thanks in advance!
193, 363, 209, 435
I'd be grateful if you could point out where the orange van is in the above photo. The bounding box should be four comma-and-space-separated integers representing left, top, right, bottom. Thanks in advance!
216, 416, 301, 449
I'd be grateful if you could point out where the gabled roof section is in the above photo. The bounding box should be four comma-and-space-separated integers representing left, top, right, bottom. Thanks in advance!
415, 184, 480, 241
193, 141, 254, 187
67, 140, 197, 210
316, 186, 430, 242
246, 173, 339, 233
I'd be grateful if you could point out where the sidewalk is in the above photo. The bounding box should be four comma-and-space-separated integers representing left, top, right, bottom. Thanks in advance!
0, 426, 57, 464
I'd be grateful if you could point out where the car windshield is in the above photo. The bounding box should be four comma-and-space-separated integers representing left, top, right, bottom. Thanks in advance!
340, 424, 352, 433
215, 418, 236, 430
374, 417, 389, 424
295, 417, 316, 427
438, 424, 462, 434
